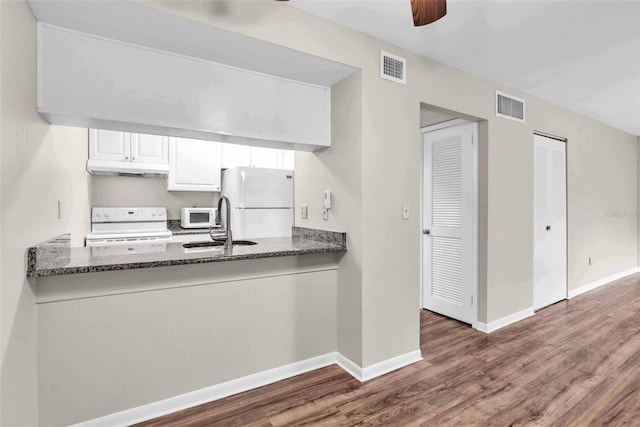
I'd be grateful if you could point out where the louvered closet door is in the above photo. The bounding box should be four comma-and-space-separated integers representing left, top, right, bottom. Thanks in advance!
423, 123, 474, 324
533, 134, 567, 310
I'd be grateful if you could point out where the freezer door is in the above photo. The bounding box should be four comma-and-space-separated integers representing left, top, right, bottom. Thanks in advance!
230, 208, 293, 239
222, 167, 294, 208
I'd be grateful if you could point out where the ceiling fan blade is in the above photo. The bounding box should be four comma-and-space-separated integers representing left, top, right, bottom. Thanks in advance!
411, 0, 447, 26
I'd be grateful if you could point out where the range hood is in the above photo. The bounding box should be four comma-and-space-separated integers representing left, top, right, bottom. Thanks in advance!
86, 159, 169, 178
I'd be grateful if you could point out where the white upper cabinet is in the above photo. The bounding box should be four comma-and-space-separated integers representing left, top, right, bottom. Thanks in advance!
221, 143, 295, 170
89, 129, 130, 162
250, 147, 280, 169
130, 134, 169, 164
87, 129, 169, 176
220, 144, 252, 169
168, 138, 221, 192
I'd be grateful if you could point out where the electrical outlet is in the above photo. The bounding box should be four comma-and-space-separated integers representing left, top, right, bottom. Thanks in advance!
301, 205, 308, 219
322, 207, 329, 220
402, 204, 410, 219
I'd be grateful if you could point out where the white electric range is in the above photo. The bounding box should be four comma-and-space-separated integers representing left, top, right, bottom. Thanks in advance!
85, 207, 172, 254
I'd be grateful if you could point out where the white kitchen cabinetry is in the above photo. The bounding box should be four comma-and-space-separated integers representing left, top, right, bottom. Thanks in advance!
220, 144, 252, 169
87, 129, 169, 175
168, 137, 222, 192
89, 129, 130, 161
221, 144, 294, 170
130, 133, 169, 164
250, 147, 280, 169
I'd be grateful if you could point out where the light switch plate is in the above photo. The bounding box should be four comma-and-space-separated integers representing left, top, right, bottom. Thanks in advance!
301, 205, 308, 219
322, 207, 329, 220
402, 204, 410, 219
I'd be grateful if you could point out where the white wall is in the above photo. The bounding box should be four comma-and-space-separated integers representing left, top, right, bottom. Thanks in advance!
91, 176, 217, 220
2, 0, 638, 423
420, 108, 457, 127
139, 0, 639, 343
0, 1, 90, 424
295, 72, 363, 364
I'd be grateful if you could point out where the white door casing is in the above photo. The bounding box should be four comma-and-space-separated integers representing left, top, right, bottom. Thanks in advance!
533, 134, 567, 310
422, 122, 476, 324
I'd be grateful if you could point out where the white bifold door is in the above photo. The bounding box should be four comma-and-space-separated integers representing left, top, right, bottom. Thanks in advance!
533, 134, 567, 310
422, 123, 475, 325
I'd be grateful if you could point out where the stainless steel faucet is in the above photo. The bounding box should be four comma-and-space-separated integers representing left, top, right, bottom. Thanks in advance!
209, 194, 233, 249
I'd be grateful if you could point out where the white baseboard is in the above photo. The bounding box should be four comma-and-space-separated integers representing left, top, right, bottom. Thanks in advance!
361, 350, 423, 382
73, 349, 423, 426
72, 353, 337, 427
335, 352, 364, 381
336, 350, 423, 382
568, 268, 638, 299
475, 307, 534, 334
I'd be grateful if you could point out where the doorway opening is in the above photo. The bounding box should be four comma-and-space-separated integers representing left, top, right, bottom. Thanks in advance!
420, 104, 483, 329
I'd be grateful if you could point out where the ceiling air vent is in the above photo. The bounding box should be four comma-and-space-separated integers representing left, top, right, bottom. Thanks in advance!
496, 91, 525, 123
380, 50, 406, 85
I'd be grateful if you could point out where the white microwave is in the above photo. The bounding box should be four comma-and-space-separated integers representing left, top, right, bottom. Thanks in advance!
181, 207, 218, 229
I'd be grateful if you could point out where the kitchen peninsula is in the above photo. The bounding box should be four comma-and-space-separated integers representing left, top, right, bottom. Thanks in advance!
29, 226, 346, 425
27, 227, 346, 277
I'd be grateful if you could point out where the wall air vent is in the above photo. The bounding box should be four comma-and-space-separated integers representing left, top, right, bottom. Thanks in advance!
496, 91, 525, 123
380, 50, 406, 85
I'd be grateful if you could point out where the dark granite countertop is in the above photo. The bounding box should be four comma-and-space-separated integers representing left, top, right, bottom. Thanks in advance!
27, 227, 346, 278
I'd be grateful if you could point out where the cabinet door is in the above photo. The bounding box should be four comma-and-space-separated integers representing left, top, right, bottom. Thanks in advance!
279, 150, 295, 170
250, 146, 280, 168
168, 137, 221, 192
130, 134, 169, 164
221, 143, 251, 169
533, 134, 567, 310
89, 129, 130, 161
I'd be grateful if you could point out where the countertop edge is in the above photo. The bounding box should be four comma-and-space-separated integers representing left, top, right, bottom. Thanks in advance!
27, 229, 346, 278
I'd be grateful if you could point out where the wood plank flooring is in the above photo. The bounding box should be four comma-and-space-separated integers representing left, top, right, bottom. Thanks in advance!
136, 274, 640, 426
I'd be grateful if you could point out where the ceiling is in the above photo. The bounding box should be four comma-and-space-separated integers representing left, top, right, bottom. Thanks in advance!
290, 0, 640, 136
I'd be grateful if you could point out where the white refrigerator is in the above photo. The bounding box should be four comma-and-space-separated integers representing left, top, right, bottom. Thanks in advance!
221, 167, 294, 239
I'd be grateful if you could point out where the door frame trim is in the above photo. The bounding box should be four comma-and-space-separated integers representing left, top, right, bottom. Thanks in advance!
420, 120, 479, 329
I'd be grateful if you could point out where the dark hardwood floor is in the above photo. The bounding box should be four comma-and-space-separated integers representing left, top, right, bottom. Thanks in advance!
136, 274, 640, 426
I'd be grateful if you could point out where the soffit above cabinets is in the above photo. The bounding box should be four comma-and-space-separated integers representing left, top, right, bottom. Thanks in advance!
38, 23, 332, 151
27, 0, 358, 87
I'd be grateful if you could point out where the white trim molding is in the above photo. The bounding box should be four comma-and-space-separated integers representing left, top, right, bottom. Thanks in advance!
361, 350, 423, 382
337, 350, 423, 382
568, 268, 638, 299
73, 350, 423, 426
335, 353, 364, 381
475, 307, 535, 334
72, 353, 337, 427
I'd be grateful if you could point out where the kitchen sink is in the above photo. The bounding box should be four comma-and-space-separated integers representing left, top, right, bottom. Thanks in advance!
182, 240, 257, 249
182, 241, 224, 249
229, 240, 257, 246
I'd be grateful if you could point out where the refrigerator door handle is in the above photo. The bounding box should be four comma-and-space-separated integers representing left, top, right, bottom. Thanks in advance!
239, 170, 246, 208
